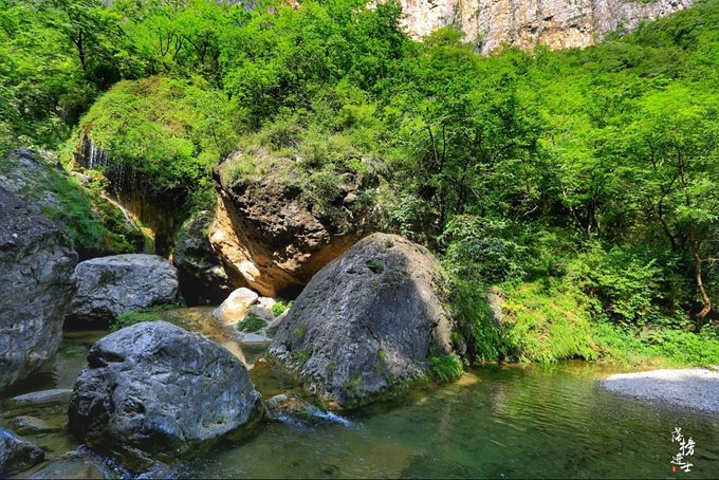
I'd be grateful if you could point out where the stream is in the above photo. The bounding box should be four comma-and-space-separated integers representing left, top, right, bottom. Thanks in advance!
1, 318, 718, 479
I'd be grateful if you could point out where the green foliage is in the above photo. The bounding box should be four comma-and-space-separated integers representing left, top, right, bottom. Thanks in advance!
272, 299, 294, 317
442, 216, 527, 284
78, 76, 240, 207
237, 313, 267, 333
342, 375, 363, 396
429, 353, 463, 383
448, 279, 505, 363
293, 348, 311, 364
592, 322, 719, 367
1, 0, 718, 365
498, 280, 599, 364
112, 310, 162, 331
111, 304, 180, 331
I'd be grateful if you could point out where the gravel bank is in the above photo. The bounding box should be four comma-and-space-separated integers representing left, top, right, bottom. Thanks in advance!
600, 368, 719, 414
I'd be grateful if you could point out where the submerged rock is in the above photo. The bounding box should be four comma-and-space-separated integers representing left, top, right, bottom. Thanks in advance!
10, 389, 73, 407
68, 321, 263, 465
66, 254, 179, 327
0, 187, 77, 392
266, 394, 352, 429
27, 447, 116, 480
210, 152, 377, 297
270, 233, 455, 408
10, 416, 64, 435
173, 210, 233, 305
0, 427, 45, 475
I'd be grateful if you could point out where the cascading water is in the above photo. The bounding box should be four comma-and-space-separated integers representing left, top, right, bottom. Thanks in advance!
75, 133, 181, 256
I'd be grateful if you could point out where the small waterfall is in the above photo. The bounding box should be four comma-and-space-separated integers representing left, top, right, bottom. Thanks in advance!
75, 133, 179, 256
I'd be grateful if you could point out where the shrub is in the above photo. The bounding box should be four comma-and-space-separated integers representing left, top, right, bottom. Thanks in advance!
429, 354, 463, 383
237, 313, 267, 333
272, 299, 294, 317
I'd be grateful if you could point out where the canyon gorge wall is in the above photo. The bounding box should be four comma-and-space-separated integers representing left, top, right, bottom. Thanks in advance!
394, 0, 697, 53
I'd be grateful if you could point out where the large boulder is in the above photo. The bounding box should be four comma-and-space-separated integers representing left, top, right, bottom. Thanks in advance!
66, 254, 179, 327
209, 151, 378, 297
68, 321, 263, 465
0, 427, 45, 476
269, 233, 455, 408
173, 210, 233, 305
0, 187, 77, 392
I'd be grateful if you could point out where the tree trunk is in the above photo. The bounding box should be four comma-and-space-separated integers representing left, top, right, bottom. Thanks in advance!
694, 251, 711, 332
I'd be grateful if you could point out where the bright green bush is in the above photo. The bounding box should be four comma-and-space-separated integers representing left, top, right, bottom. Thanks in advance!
78, 76, 241, 208
272, 299, 294, 317
498, 280, 599, 364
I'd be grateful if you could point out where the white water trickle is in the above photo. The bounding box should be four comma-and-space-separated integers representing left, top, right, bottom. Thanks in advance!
100, 193, 141, 232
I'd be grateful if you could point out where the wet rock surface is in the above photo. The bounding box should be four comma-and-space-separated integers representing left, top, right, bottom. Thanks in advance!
270, 233, 455, 408
25, 447, 117, 480
0, 187, 77, 392
66, 254, 179, 327
265, 394, 352, 429
68, 321, 263, 465
10, 389, 74, 407
0, 427, 45, 475
9, 416, 64, 435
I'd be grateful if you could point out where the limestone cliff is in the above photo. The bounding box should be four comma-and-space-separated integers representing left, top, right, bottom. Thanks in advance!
394, 0, 697, 53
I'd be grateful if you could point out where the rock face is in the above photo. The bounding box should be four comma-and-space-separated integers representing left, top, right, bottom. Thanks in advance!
395, 0, 697, 54
0, 148, 145, 257
173, 210, 233, 305
67, 254, 179, 326
0, 187, 77, 392
210, 152, 376, 297
0, 427, 45, 476
68, 321, 263, 465
270, 233, 455, 408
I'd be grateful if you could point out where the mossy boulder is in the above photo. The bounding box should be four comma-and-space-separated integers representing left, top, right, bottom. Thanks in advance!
269, 233, 455, 408
0, 148, 144, 257
209, 150, 379, 297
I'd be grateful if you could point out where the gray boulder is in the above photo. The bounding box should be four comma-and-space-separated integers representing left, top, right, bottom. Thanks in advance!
68, 321, 263, 465
0, 187, 77, 392
0, 427, 45, 475
269, 233, 455, 408
67, 254, 179, 326
173, 210, 233, 305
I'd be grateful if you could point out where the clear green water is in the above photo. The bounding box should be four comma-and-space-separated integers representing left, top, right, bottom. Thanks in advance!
2, 330, 718, 479
185, 364, 719, 479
